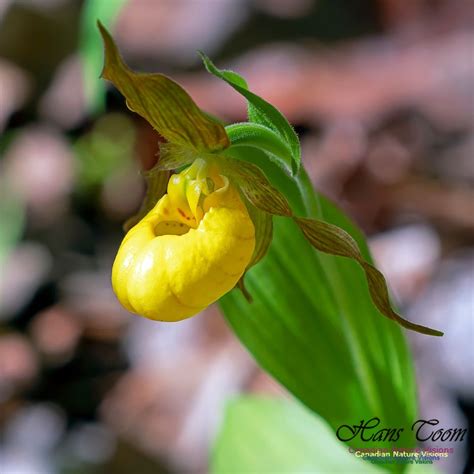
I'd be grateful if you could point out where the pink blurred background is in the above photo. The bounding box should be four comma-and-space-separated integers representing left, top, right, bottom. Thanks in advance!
0, 1, 473, 472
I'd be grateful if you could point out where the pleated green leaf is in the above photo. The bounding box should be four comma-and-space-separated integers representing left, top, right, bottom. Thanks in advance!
211, 397, 383, 474
219, 149, 423, 471
200, 52, 300, 174
98, 23, 229, 152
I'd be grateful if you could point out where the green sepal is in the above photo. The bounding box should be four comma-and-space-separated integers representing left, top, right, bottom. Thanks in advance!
295, 217, 443, 337
145, 143, 197, 175
211, 396, 383, 474
98, 22, 229, 152
222, 156, 292, 216
199, 52, 300, 174
234, 198, 274, 301
246, 202, 273, 269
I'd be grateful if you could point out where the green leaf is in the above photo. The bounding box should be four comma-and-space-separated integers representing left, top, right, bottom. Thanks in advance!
98, 23, 229, 152
79, 0, 128, 112
407, 465, 440, 474
0, 187, 24, 265
211, 397, 383, 474
199, 52, 301, 174
74, 113, 135, 190
245, 202, 273, 269
219, 148, 422, 469
0, 184, 24, 310
221, 217, 387, 436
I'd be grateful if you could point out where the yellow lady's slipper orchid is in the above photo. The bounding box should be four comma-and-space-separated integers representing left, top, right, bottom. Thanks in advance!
99, 22, 442, 336
112, 159, 255, 322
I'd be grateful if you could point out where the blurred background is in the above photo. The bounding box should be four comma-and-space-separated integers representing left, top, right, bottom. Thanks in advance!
0, 0, 473, 473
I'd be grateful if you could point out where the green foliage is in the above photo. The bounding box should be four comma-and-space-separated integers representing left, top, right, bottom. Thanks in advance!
0, 183, 25, 309
219, 187, 419, 439
201, 56, 440, 337
221, 142, 442, 337
225, 122, 294, 175
0, 185, 24, 266
211, 397, 383, 474
213, 74, 429, 471
74, 113, 134, 191
80, 0, 128, 111
212, 397, 440, 474
96, 28, 442, 472
200, 53, 301, 174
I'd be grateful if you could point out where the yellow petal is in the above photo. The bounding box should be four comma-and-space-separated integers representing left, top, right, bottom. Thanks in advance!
112, 173, 255, 322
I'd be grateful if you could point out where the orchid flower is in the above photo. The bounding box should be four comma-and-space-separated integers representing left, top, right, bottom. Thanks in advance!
99, 22, 442, 336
